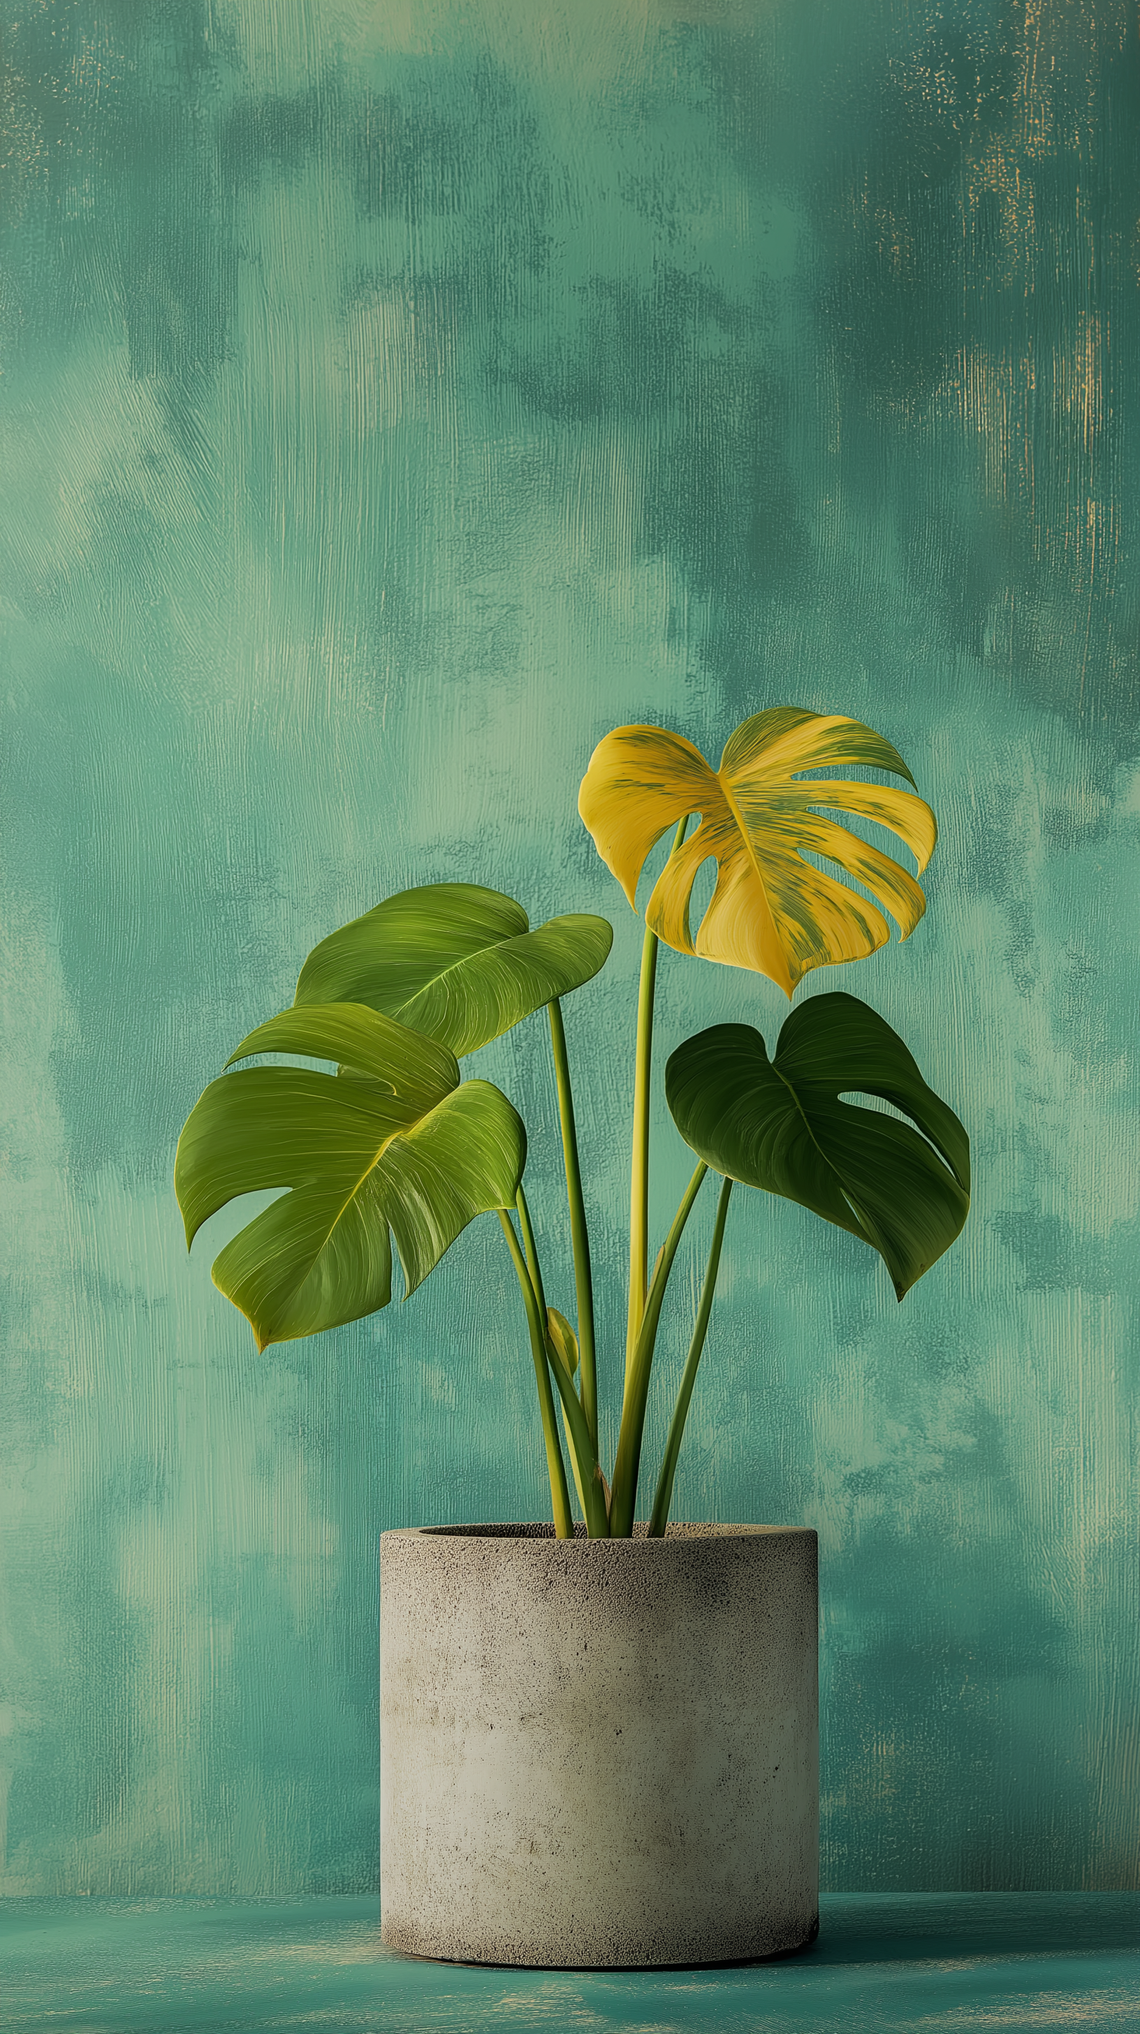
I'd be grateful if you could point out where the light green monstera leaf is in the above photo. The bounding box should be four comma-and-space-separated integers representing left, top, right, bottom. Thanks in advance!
294, 882, 612, 1056
665, 992, 969, 1299
175, 1003, 525, 1350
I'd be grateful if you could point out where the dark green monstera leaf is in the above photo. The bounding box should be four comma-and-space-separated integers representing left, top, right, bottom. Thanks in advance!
175, 1003, 525, 1349
294, 882, 612, 1056
665, 992, 968, 1299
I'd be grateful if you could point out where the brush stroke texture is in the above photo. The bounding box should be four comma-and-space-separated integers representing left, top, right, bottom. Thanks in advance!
0, 0, 1137, 1894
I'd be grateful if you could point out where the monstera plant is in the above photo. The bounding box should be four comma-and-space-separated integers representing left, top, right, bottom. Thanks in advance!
176, 707, 969, 1538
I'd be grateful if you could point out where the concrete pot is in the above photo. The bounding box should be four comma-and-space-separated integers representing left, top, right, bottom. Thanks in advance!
380, 1522, 818, 1969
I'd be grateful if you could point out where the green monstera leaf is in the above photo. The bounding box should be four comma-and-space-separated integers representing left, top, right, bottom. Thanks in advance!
294, 882, 613, 1057
665, 993, 969, 1299
175, 1003, 526, 1350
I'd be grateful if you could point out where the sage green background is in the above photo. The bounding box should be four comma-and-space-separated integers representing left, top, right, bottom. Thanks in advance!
1, 0, 1137, 1895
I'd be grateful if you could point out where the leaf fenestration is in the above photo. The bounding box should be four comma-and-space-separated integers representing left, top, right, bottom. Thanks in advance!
579, 708, 937, 996
665, 992, 969, 1298
175, 1002, 525, 1348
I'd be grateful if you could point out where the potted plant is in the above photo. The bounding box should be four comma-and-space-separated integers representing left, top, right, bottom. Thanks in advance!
175, 706, 969, 1969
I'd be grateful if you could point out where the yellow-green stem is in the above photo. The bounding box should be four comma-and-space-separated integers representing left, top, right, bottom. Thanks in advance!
546, 1350, 611, 1539
507, 1196, 610, 1539
610, 1159, 708, 1536
547, 999, 599, 1447
648, 1174, 734, 1536
515, 1182, 547, 1317
624, 814, 689, 1395
499, 1210, 574, 1539
519, 1182, 590, 1527
624, 918, 659, 1377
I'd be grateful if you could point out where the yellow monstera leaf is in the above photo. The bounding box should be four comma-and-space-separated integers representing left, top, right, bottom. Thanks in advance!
578, 707, 937, 997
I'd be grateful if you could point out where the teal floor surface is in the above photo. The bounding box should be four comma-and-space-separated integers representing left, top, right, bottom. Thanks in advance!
2, 1893, 1137, 2032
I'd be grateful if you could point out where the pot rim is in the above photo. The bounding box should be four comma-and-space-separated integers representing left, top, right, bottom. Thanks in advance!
383, 1520, 817, 1543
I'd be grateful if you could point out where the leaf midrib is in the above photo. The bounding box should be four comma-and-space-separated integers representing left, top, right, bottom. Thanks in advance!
714, 770, 784, 962
284, 1082, 443, 1283
391, 922, 539, 1011
769, 1057, 872, 1238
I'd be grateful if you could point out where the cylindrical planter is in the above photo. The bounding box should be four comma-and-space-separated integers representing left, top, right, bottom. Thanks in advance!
380, 1522, 818, 1969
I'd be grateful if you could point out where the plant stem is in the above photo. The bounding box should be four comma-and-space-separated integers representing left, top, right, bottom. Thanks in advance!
647, 1174, 734, 1537
625, 919, 659, 1371
503, 1199, 610, 1539
609, 1159, 708, 1536
515, 1181, 547, 1317
624, 814, 689, 1393
547, 998, 598, 1448
499, 1210, 574, 1540
546, 1347, 611, 1539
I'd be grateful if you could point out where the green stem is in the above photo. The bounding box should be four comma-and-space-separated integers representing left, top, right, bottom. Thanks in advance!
499, 1210, 574, 1540
624, 814, 689, 1393
625, 917, 659, 1375
515, 1182, 547, 1317
518, 1180, 596, 1530
547, 999, 598, 1448
503, 1200, 610, 1540
547, 1346, 611, 1539
648, 1175, 734, 1537
609, 1160, 708, 1537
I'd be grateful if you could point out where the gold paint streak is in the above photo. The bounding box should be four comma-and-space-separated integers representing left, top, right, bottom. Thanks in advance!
917, 0, 1125, 713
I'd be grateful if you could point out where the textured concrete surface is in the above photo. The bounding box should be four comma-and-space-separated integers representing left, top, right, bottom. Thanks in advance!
380, 1524, 818, 1967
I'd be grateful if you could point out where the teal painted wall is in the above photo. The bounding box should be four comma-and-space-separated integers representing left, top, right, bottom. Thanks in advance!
1, 0, 1136, 1894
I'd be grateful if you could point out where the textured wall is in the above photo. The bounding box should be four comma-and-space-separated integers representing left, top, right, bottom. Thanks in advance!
1, 0, 1137, 1894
